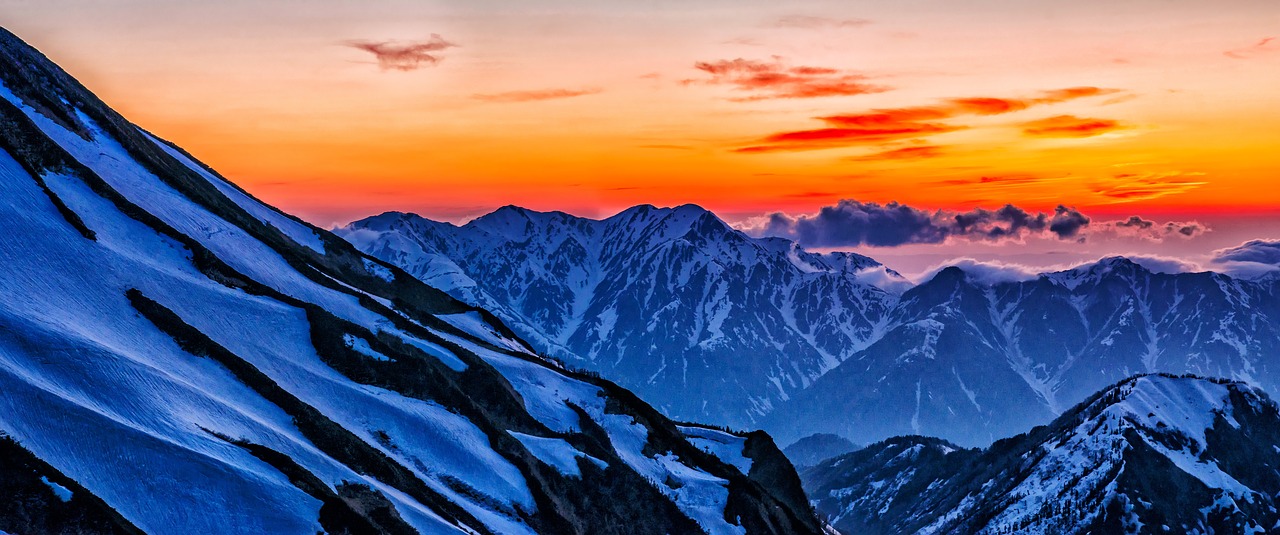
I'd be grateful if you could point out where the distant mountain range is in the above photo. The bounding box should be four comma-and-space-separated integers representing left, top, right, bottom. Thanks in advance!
802, 374, 1280, 534
0, 27, 820, 535
342, 208, 1280, 447
339, 207, 903, 430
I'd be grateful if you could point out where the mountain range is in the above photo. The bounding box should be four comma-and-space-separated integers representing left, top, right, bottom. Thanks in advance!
342, 208, 1280, 447
0, 27, 821, 535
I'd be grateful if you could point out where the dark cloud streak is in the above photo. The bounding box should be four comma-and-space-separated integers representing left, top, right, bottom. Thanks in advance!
690, 57, 887, 101
345, 34, 456, 71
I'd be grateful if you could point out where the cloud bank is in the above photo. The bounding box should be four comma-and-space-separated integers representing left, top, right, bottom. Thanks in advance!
740, 199, 1207, 248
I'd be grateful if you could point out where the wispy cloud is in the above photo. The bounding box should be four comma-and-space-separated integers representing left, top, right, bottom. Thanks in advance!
769, 15, 872, 29
1090, 171, 1207, 202
849, 145, 947, 161
736, 86, 1120, 152
344, 34, 456, 71
688, 57, 887, 101
1224, 37, 1278, 59
1020, 115, 1124, 138
471, 87, 603, 103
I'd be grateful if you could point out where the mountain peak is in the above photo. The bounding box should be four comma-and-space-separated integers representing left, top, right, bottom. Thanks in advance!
927, 265, 970, 286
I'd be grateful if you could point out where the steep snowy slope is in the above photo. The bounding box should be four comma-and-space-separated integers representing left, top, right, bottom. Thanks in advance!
767, 258, 1280, 446
0, 27, 822, 535
339, 208, 903, 430
804, 374, 1280, 535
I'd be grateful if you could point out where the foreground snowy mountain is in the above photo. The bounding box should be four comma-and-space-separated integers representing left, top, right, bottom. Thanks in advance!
803, 374, 1280, 534
0, 27, 822, 534
344, 212, 1280, 447
339, 208, 903, 429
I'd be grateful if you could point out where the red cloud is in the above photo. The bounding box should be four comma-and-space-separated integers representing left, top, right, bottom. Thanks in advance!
345, 35, 456, 71
1020, 115, 1123, 137
1225, 37, 1278, 59
736, 86, 1121, 152
947, 97, 1030, 115
472, 88, 603, 103
691, 58, 887, 100
736, 124, 960, 153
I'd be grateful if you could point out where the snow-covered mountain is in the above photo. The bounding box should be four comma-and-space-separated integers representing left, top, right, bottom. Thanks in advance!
0, 27, 823, 535
802, 374, 1280, 534
338, 208, 903, 428
343, 206, 1280, 449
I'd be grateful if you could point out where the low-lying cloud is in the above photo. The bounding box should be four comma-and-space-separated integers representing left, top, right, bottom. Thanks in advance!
345, 34, 456, 71
1211, 240, 1280, 278
740, 199, 1209, 248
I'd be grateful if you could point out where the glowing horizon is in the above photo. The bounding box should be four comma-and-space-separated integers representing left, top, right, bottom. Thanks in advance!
4, 0, 1278, 231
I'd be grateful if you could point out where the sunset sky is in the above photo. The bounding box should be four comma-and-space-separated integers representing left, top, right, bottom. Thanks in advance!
3, 0, 1278, 272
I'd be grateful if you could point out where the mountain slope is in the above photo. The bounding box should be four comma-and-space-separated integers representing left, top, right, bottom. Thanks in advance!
339, 208, 904, 429
0, 26, 821, 535
803, 374, 1280, 535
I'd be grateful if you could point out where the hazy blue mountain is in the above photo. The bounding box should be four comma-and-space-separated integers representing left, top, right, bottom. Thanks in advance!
782, 434, 861, 468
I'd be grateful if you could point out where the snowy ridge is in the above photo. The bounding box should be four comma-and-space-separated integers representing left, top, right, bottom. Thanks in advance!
0, 27, 820, 535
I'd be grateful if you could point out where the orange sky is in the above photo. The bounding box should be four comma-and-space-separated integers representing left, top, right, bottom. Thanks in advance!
4, 0, 1280, 227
